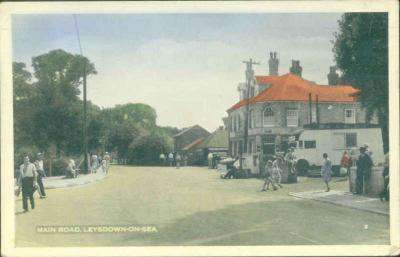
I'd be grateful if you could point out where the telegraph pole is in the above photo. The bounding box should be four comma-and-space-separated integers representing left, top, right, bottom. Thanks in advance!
240, 58, 260, 170
74, 15, 89, 173
83, 64, 88, 173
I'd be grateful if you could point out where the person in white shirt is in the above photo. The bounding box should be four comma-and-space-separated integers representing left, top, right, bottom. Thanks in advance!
104, 152, 111, 171
168, 152, 174, 167
34, 153, 46, 198
67, 158, 77, 178
91, 154, 99, 173
208, 153, 213, 169
159, 153, 166, 166
19, 156, 37, 212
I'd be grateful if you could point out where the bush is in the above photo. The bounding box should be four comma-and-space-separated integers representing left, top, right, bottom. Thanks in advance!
44, 158, 69, 177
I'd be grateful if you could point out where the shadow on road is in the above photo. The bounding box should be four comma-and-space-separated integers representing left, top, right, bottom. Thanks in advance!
119, 199, 389, 246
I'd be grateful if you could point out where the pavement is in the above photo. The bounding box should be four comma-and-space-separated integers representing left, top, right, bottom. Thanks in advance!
42, 170, 107, 189
289, 190, 389, 216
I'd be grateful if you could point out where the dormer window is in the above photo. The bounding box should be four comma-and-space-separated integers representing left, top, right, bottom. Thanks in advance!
344, 109, 356, 124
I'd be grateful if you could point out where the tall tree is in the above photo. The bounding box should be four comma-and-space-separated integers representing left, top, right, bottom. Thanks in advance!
30, 49, 97, 155
332, 13, 388, 153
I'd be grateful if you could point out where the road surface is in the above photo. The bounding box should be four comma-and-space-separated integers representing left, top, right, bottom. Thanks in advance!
15, 165, 389, 246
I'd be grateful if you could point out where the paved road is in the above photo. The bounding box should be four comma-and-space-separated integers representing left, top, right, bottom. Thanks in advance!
15, 165, 389, 246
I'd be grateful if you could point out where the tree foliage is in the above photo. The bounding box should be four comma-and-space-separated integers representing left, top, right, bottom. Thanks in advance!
13, 49, 175, 168
332, 13, 389, 152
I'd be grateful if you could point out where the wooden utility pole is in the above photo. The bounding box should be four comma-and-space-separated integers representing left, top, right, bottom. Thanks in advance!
74, 14, 89, 173
241, 58, 260, 170
83, 64, 88, 173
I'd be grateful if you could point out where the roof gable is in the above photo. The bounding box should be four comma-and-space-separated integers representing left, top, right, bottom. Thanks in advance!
197, 129, 229, 149
173, 125, 209, 138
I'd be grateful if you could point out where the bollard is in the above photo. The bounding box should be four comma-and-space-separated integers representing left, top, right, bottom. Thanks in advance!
364, 166, 385, 197
349, 166, 384, 197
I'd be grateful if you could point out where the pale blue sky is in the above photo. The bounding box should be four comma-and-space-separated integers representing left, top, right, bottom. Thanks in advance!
12, 13, 343, 131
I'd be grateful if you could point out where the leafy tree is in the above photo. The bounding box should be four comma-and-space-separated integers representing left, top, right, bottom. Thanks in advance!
13, 49, 177, 168
332, 13, 388, 153
29, 49, 97, 155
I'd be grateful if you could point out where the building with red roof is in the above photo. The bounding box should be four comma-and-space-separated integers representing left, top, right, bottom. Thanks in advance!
227, 52, 377, 158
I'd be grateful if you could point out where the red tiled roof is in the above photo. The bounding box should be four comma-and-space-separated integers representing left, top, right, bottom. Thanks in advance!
228, 73, 359, 111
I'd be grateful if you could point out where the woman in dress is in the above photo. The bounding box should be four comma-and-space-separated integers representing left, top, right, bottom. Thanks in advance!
321, 153, 332, 192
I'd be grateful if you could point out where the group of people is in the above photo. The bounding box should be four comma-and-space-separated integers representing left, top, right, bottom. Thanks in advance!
320, 146, 373, 193
90, 152, 111, 174
323, 144, 389, 200
16, 153, 47, 212
261, 158, 283, 191
159, 152, 186, 169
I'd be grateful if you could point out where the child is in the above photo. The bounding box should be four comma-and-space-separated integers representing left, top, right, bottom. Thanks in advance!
261, 160, 277, 191
272, 159, 283, 189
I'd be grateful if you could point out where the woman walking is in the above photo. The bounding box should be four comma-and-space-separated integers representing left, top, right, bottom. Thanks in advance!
321, 153, 332, 192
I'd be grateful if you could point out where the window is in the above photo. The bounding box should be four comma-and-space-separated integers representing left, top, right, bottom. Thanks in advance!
263, 107, 274, 127
298, 140, 303, 148
304, 140, 316, 149
345, 109, 356, 124
345, 133, 357, 148
286, 109, 299, 127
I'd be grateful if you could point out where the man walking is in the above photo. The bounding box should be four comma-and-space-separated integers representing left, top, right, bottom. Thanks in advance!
19, 156, 37, 212
34, 153, 46, 198
356, 147, 373, 194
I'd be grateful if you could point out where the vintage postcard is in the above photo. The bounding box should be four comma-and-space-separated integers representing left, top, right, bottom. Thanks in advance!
1, 1, 399, 256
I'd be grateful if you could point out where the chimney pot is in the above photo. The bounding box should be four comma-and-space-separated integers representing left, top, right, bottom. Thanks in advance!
268, 51, 279, 76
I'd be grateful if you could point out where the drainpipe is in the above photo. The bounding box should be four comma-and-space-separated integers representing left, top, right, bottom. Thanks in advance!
316, 94, 320, 125
308, 93, 312, 124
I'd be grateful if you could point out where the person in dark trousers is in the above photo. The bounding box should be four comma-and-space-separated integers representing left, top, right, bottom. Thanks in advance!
34, 153, 46, 198
18, 156, 37, 212
356, 147, 373, 194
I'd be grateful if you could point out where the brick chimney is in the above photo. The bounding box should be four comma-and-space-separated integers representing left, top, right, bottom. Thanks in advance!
268, 51, 279, 76
327, 66, 339, 85
289, 60, 302, 77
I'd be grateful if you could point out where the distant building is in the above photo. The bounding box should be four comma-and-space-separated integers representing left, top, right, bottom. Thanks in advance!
227, 52, 378, 158
173, 125, 210, 153
195, 127, 229, 165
